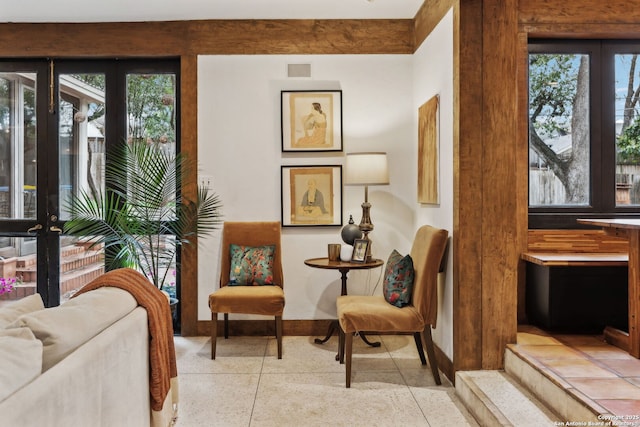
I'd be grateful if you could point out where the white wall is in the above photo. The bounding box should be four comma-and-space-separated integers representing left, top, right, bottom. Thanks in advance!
413, 9, 455, 359
197, 11, 454, 359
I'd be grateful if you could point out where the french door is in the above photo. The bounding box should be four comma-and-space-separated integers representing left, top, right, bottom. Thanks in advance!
0, 58, 180, 308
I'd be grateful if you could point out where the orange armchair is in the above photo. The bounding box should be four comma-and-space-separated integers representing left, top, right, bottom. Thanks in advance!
337, 224, 448, 387
208, 221, 285, 359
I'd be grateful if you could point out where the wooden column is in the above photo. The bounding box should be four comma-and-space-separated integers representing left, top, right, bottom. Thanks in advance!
455, 0, 485, 371
480, 0, 519, 369
628, 230, 639, 357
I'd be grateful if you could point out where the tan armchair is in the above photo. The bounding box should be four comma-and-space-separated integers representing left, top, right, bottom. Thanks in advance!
337, 224, 448, 387
208, 221, 285, 359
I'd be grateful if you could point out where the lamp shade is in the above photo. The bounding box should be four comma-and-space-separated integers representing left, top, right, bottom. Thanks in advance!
344, 152, 389, 186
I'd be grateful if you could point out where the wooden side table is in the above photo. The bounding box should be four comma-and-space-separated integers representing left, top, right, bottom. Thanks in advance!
304, 257, 384, 347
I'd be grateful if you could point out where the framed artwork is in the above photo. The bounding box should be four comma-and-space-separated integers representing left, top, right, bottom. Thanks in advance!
418, 94, 440, 204
351, 239, 369, 263
281, 90, 343, 152
281, 165, 342, 227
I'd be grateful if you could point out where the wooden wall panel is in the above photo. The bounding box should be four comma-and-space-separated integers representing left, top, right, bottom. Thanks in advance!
187, 20, 414, 55
481, 0, 519, 370
516, 32, 531, 324
519, 0, 640, 25
527, 229, 628, 253
455, 0, 484, 372
0, 20, 413, 57
179, 56, 199, 336
0, 22, 187, 57
414, 0, 455, 49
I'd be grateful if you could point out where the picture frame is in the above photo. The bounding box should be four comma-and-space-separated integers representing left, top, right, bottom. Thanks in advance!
281, 90, 343, 152
418, 94, 440, 204
281, 165, 342, 227
351, 239, 369, 263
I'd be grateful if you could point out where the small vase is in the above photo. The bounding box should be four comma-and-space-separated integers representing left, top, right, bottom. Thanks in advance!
340, 245, 354, 262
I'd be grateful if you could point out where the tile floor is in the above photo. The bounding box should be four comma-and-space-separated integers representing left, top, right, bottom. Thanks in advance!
174, 334, 479, 427
511, 325, 640, 419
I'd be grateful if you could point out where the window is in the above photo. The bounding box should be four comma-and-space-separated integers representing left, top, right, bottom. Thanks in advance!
528, 40, 640, 228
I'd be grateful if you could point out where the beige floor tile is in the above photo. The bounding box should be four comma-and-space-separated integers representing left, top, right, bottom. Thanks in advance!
176, 335, 267, 374
174, 336, 465, 426
251, 372, 429, 427
176, 373, 259, 427
262, 336, 343, 373
411, 387, 479, 426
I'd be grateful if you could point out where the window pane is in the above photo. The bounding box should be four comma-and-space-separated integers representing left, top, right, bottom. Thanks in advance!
58, 74, 106, 221
615, 54, 640, 206
0, 74, 38, 220
125, 73, 178, 289
529, 53, 590, 206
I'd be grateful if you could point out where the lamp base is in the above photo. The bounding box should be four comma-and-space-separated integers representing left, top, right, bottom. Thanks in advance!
362, 231, 373, 262
358, 186, 374, 261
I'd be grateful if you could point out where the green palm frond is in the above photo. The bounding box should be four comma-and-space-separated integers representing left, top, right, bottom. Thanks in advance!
64, 140, 223, 290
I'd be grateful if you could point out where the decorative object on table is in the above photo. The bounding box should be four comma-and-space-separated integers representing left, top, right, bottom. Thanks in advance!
340, 214, 362, 245
281, 90, 343, 152
351, 239, 370, 263
340, 244, 354, 262
64, 140, 224, 296
328, 244, 341, 261
418, 95, 440, 204
281, 165, 343, 227
344, 152, 390, 260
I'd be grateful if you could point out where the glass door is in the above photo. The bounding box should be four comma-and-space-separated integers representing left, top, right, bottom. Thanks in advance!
0, 61, 53, 306
0, 59, 179, 312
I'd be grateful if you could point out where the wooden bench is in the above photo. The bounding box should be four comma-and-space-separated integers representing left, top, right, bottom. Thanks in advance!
522, 252, 628, 267
523, 231, 630, 333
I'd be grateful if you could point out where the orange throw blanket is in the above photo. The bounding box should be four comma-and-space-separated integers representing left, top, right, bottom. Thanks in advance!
72, 268, 178, 415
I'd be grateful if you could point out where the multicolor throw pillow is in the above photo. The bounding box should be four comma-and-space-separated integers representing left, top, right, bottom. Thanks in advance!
382, 249, 415, 307
228, 244, 275, 286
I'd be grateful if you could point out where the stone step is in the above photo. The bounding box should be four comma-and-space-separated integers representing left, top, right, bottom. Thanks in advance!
16, 243, 102, 268
456, 369, 561, 426
16, 248, 104, 281
60, 263, 104, 300
504, 346, 608, 425
4, 262, 105, 302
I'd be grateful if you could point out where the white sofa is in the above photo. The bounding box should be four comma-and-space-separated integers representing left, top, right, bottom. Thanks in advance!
0, 288, 153, 427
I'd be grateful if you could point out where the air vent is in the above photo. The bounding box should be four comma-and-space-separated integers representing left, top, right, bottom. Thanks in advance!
287, 63, 311, 78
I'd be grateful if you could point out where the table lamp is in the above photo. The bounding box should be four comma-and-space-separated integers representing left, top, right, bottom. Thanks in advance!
345, 152, 389, 260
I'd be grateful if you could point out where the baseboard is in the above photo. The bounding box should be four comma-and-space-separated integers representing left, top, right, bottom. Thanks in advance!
194, 319, 334, 337
435, 343, 455, 384
192, 319, 455, 383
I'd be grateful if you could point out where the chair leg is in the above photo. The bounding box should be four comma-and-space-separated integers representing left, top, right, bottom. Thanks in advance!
345, 332, 354, 388
224, 313, 229, 339
413, 332, 427, 365
423, 327, 441, 385
275, 315, 283, 359
211, 312, 218, 360
338, 326, 345, 364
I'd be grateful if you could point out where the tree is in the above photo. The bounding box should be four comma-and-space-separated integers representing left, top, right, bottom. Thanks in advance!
617, 54, 640, 164
529, 54, 589, 203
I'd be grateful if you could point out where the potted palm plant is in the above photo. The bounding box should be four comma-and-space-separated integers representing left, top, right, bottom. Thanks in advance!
64, 140, 223, 302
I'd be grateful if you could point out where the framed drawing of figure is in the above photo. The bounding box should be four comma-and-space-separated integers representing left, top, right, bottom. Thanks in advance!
281, 90, 343, 152
281, 165, 342, 227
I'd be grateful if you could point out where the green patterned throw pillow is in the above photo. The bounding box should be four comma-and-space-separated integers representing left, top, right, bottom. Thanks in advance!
229, 244, 276, 286
382, 249, 415, 307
